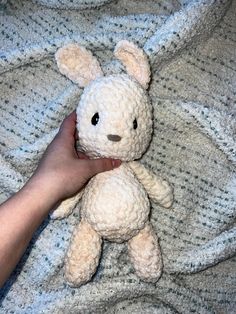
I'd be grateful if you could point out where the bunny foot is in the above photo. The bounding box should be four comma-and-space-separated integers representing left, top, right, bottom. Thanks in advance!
128, 223, 162, 283
65, 220, 102, 287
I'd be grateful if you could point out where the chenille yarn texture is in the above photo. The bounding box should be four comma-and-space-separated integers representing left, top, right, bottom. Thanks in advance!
52, 40, 174, 287
0, 0, 236, 313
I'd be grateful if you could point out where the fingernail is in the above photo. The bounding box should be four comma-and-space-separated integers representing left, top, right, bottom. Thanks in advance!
112, 159, 121, 168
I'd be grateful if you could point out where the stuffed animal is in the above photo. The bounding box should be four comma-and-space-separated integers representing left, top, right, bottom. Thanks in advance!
52, 40, 174, 287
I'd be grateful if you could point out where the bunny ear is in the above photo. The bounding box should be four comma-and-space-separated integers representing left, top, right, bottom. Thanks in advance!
114, 40, 151, 89
55, 44, 103, 87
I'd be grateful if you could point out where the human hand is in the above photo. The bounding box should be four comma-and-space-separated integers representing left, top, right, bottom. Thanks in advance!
0, 111, 121, 287
29, 111, 121, 205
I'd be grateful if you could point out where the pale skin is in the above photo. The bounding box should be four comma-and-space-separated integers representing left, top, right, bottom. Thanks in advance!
0, 111, 121, 288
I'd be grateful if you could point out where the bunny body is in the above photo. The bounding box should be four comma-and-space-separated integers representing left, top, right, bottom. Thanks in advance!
81, 163, 149, 242
53, 40, 174, 287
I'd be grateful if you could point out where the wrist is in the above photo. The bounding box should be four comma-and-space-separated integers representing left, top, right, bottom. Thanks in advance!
23, 174, 60, 212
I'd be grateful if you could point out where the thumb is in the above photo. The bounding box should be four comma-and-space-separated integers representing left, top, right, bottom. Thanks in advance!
84, 158, 121, 178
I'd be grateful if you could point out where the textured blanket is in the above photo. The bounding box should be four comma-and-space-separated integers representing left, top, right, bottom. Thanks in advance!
0, 0, 236, 313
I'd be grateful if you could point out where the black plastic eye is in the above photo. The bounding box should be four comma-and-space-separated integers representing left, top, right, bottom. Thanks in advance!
91, 112, 99, 125
133, 118, 138, 130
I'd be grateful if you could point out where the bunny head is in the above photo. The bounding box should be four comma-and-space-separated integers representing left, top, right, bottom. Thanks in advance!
55, 41, 153, 161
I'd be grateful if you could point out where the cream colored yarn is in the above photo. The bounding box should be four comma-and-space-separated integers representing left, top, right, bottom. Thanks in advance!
52, 40, 173, 287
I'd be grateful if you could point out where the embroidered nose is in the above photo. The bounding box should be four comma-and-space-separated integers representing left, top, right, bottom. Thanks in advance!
107, 134, 122, 142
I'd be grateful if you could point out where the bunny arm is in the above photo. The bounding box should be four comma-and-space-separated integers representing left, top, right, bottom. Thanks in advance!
50, 190, 84, 219
128, 161, 173, 208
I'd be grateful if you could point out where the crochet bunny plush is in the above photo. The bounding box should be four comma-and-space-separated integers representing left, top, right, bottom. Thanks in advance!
52, 40, 174, 287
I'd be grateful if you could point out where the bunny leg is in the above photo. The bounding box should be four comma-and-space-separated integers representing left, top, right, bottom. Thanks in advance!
128, 223, 162, 283
65, 220, 102, 287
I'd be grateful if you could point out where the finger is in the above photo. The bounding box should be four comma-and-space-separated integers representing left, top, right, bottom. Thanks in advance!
77, 152, 89, 160
59, 110, 77, 138
83, 158, 121, 178
74, 129, 79, 140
